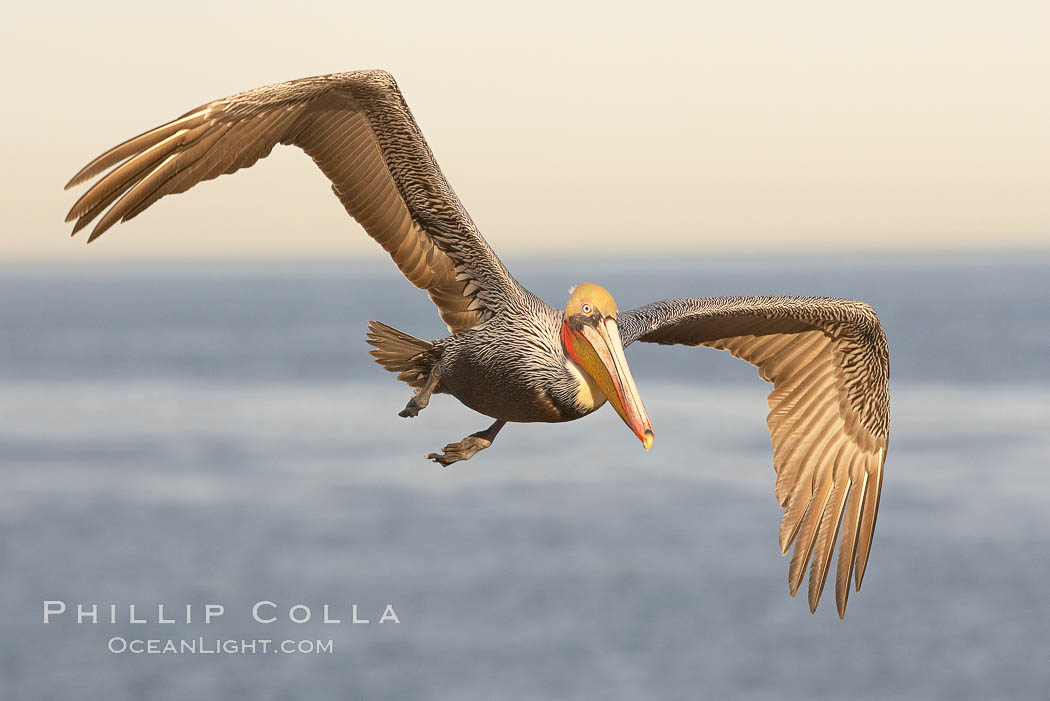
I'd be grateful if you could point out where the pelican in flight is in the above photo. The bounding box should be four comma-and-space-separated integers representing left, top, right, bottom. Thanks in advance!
65, 70, 889, 617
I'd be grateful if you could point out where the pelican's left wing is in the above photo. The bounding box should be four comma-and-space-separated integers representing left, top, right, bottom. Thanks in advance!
619, 296, 889, 617
64, 70, 524, 333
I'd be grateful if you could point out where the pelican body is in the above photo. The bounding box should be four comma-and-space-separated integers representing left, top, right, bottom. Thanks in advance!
377, 282, 651, 437
65, 70, 889, 618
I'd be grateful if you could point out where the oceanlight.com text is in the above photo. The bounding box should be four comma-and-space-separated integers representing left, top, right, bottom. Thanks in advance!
107, 637, 334, 655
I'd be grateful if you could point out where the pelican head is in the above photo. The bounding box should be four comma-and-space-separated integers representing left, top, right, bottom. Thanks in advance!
560, 283, 655, 451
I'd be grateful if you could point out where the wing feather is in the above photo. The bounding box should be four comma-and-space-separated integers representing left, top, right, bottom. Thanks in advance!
780, 434, 837, 556
65, 108, 213, 188
854, 449, 885, 590
619, 296, 889, 617
789, 473, 834, 597
808, 472, 851, 612
836, 469, 867, 616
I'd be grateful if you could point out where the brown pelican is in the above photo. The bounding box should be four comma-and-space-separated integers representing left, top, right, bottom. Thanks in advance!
64, 71, 890, 618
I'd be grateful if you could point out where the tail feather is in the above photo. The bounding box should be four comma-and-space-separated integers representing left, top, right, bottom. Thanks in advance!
365, 321, 437, 389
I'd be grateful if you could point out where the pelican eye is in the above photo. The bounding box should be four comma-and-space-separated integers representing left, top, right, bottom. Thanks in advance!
581, 303, 592, 314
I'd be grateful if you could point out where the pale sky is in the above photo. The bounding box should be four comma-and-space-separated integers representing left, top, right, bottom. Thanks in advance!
2, 1, 1047, 262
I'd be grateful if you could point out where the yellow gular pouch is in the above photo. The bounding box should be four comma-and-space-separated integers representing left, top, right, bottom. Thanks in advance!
562, 282, 622, 411
565, 323, 622, 413
564, 341, 609, 413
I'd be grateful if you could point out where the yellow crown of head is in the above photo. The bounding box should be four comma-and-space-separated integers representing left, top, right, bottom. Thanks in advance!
565, 282, 618, 317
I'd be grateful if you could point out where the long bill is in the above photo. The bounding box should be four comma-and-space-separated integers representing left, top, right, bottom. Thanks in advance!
573, 317, 655, 450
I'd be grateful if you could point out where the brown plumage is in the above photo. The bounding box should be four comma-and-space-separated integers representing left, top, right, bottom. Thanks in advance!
65, 70, 890, 618
65, 70, 519, 334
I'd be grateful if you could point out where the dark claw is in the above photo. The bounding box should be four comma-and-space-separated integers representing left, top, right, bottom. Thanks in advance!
426, 452, 453, 467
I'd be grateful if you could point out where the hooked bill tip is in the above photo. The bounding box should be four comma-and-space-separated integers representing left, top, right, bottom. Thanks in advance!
642, 430, 654, 451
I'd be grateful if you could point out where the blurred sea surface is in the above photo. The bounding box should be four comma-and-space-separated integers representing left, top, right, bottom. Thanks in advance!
1, 255, 1047, 700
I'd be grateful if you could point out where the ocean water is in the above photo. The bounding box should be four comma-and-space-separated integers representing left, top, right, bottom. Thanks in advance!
1, 256, 1047, 700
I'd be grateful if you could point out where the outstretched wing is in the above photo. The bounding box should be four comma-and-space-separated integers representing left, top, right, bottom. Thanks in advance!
65, 70, 523, 333
619, 296, 890, 617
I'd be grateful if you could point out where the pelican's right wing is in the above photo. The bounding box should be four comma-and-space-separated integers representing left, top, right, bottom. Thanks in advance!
65, 70, 523, 333
619, 296, 889, 618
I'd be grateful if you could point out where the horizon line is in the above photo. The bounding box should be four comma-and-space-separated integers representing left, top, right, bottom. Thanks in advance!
3, 245, 1048, 270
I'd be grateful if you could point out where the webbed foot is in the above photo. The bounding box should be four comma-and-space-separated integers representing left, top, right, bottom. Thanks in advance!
426, 419, 507, 467
398, 366, 441, 418
399, 393, 426, 418
426, 436, 492, 466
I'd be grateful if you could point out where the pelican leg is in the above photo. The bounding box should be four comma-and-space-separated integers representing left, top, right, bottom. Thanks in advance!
427, 419, 506, 467
399, 365, 442, 418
